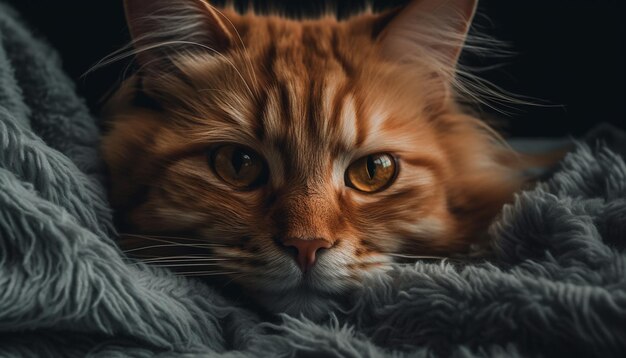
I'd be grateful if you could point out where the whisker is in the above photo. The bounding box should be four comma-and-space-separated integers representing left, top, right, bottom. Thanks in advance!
119, 235, 228, 251
140, 259, 231, 265
85, 40, 256, 100
140, 256, 230, 261
123, 243, 225, 253
177, 271, 239, 277
119, 233, 226, 244
149, 263, 227, 268
169, 40, 256, 98
387, 254, 448, 260
140, 257, 228, 262
386, 254, 475, 265
220, 273, 249, 288
209, 5, 260, 96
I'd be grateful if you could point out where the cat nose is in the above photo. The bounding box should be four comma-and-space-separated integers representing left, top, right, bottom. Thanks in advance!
282, 238, 332, 272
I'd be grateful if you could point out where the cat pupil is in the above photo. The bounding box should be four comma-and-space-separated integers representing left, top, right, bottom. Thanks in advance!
366, 156, 377, 180
231, 149, 249, 175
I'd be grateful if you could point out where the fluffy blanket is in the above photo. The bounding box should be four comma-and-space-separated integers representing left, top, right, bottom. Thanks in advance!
1, 4, 624, 357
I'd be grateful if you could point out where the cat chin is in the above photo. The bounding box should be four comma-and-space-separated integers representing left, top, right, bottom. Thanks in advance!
254, 288, 345, 320
242, 259, 391, 319
247, 268, 385, 319
243, 272, 354, 319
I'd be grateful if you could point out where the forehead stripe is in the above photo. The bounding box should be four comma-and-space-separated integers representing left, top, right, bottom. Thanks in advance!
262, 86, 284, 141
338, 94, 357, 146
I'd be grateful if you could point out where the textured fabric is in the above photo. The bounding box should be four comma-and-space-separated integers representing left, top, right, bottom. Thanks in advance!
0, 4, 625, 357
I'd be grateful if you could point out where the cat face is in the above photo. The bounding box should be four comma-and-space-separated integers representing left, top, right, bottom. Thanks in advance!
102, 0, 525, 317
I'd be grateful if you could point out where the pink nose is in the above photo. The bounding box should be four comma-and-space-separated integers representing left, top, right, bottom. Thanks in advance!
282, 238, 332, 272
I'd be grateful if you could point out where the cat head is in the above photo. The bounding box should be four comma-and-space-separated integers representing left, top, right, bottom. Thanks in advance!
102, 0, 525, 317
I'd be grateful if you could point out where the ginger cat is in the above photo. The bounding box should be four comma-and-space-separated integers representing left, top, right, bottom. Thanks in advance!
102, 0, 537, 317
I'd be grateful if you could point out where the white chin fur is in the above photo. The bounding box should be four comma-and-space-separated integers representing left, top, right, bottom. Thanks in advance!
247, 265, 391, 319
255, 289, 343, 320
246, 267, 355, 319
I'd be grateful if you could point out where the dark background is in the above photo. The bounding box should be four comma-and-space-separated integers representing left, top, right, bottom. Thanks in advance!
6, 0, 624, 137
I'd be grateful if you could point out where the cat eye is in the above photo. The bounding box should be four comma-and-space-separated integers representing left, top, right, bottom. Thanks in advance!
345, 153, 397, 193
210, 144, 266, 189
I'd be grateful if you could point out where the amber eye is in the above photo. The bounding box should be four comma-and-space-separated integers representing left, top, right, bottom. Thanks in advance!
345, 153, 397, 193
211, 145, 266, 189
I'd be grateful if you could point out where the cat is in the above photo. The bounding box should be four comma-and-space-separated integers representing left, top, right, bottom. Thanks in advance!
101, 0, 545, 318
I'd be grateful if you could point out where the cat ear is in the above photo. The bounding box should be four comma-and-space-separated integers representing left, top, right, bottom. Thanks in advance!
123, 0, 233, 66
375, 0, 477, 68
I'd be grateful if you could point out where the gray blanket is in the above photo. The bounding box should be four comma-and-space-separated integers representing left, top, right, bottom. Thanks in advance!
1, 4, 624, 357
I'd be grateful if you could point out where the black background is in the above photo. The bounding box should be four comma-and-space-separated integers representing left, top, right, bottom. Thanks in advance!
6, 0, 624, 137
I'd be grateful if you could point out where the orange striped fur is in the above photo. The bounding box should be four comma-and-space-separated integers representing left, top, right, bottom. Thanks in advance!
102, 0, 537, 316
